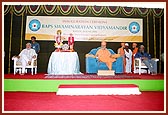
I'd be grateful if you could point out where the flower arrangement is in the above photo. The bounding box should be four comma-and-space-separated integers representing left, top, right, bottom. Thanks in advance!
54, 42, 63, 48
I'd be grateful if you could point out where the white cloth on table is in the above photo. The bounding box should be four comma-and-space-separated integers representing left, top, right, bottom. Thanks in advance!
18, 48, 37, 73
47, 52, 81, 75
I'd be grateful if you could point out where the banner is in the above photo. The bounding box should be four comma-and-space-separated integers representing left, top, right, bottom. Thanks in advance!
25, 16, 143, 42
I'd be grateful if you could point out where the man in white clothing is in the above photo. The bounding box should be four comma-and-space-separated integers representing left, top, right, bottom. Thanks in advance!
16, 43, 37, 75
124, 43, 132, 73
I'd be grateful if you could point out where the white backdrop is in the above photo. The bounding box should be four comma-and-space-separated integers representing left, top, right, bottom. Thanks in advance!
25, 16, 143, 42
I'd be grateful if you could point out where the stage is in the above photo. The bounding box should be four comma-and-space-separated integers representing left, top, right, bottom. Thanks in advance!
4, 73, 165, 111
4, 73, 164, 92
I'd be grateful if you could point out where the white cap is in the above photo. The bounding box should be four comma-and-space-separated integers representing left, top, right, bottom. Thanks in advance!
125, 43, 129, 46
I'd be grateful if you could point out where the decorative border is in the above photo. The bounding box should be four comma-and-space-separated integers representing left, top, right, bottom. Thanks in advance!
137, 8, 150, 17
43, 5, 57, 15
91, 6, 105, 16
27, 5, 41, 16
58, 5, 73, 15
121, 7, 135, 16
4, 5, 11, 15
75, 6, 90, 15
13, 5, 25, 16
106, 6, 120, 16
4, 5, 164, 18
152, 8, 164, 18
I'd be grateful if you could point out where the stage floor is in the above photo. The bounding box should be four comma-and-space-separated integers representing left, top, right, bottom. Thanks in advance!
3, 73, 165, 112
4, 73, 164, 92
4, 91, 164, 111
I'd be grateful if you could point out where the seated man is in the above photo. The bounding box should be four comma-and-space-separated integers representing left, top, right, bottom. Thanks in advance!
14, 43, 37, 75
87, 41, 120, 70
135, 45, 157, 75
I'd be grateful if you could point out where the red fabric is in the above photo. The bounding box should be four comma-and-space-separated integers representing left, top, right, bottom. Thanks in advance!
4, 92, 164, 111
59, 84, 138, 88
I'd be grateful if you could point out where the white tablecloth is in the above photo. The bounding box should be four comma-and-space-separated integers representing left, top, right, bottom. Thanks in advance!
47, 52, 81, 75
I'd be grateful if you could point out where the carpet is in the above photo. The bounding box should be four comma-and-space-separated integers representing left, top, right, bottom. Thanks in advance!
4, 73, 164, 80
4, 91, 164, 111
44, 74, 141, 79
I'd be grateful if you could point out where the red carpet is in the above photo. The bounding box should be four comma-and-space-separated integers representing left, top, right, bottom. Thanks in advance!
4, 91, 164, 111
4, 73, 164, 80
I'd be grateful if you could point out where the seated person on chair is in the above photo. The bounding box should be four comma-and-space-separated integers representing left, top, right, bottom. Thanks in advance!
87, 41, 120, 70
14, 43, 37, 75
134, 45, 157, 75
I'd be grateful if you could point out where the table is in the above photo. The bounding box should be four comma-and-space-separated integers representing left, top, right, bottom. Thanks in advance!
47, 52, 81, 75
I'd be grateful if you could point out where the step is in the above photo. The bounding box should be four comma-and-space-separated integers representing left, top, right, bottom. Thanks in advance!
56, 84, 141, 95
97, 70, 115, 76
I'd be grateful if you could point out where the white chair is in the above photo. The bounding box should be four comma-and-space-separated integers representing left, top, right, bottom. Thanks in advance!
12, 57, 37, 75
134, 58, 159, 75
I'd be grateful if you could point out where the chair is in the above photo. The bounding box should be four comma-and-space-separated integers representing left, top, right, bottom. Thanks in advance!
85, 47, 123, 74
12, 57, 37, 75
134, 58, 159, 75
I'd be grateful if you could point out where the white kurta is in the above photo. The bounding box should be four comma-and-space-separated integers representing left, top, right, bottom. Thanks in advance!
124, 49, 132, 73
18, 48, 37, 73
